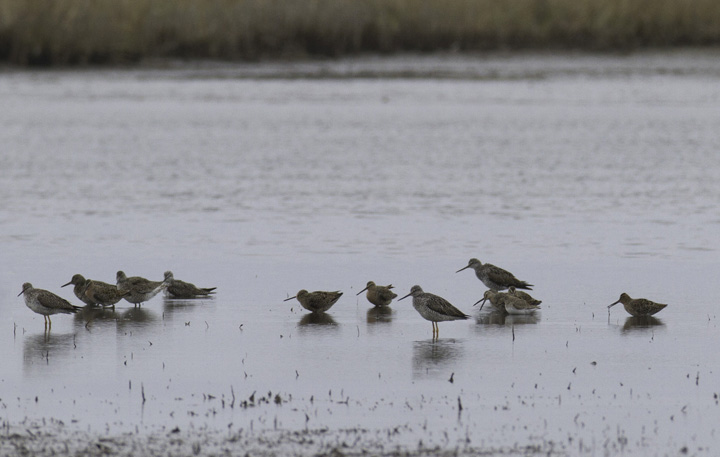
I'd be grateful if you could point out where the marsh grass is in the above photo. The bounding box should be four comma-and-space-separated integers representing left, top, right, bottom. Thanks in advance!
1, 0, 719, 65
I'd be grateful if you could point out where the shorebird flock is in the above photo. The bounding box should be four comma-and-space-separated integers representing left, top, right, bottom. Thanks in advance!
19, 258, 668, 335
19, 271, 215, 329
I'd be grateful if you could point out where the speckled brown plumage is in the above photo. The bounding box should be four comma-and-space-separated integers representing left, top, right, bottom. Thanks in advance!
608, 293, 667, 317
457, 258, 533, 290
284, 290, 342, 313
356, 281, 397, 307
163, 271, 216, 299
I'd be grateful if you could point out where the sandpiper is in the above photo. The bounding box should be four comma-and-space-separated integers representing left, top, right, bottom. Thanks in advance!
508, 286, 541, 306
83, 279, 129, 308
502, 294, 541, 315
284, 290, 342, 314
608, 293, 667, 317
473, 289, 508, 310
399, 285, 469, 338
19, 282, 81, 327
163, 271, 216, 299
456, 258, 533, 290
116, 271, 167, 307
61, 274, 95, 306
62, 274, 127, 308
356, 281, 397, 307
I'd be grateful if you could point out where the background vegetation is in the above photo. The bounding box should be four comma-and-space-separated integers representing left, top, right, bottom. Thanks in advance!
1, 0, 719, 65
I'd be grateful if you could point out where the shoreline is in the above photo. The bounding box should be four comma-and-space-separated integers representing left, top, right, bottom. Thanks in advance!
2, 48, 720, 80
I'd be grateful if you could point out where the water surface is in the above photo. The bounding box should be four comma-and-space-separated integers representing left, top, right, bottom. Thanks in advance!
1, 52, 719, 455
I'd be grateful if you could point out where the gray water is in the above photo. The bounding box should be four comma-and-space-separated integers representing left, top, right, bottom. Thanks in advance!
1, 52, 720, 455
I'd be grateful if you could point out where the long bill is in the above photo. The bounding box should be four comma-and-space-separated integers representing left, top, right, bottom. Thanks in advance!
398, 292, 412, 301
455, 265, 470, 273
356, 286, 369, 296
283, 296, 297, 302
61, 281, 73, 288
473, 297, 487, 308
608, 300, 620, 309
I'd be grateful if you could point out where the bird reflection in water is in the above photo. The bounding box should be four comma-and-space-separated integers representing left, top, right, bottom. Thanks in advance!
621, 316, 665, 333
116, 307, 157, 331
73, 306, 118, 330
298, 312, 338, 327
475, 310, 538, 326
412, 338, 464, 380
367, 306, 393, 324
162, 297, 211, 321
23, 331, 77, 370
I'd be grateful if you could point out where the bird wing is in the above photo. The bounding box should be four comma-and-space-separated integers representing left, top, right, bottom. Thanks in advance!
37, 290, 76, 311
426, 294, 468, 319
377, 287, 397, 301
634, 299, 667, 315
87, 282, 124, 302
486, 264, 532, 289
134, 280, 165, 294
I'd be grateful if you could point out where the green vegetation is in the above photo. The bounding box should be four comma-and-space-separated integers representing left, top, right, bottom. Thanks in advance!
1, 0, 719, 65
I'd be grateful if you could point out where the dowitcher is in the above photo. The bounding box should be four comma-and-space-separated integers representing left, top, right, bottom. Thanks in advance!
116, 271, 167, 307
83, 279, 129, 308
356, 281, 397, 307
19, 282, 81, 327
507, 286, 541, 306
608, 293, 667, 317
502, 294, 541, 315
61, 274, 95, 306
398, 285, 469, 338
62, 274, 127, 308
456, 258, 533, 290
284, 290, 342, 314
472, 289, 508, 310
163, 271, 216, 299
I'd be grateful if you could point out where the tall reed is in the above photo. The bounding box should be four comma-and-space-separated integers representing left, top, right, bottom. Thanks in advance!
1, 0, 719, 65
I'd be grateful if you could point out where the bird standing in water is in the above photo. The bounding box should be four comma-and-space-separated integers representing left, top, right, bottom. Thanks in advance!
608, 293, 667, 317
62, 274, 127, 308
357, 281, 397, 307
507, 286, 541, 306
456, 258, 533, 290
61, 274, 95, 306
284, 290, 343, 314
116, 271, 167, 307
19, 282, 81, 328
399, 285, 468, 339
501, 294, 541, 315
473, 289, 507, 310
163, 271, 216, 299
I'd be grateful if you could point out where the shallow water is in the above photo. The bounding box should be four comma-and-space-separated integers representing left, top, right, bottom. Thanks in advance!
1, 52, 720, 455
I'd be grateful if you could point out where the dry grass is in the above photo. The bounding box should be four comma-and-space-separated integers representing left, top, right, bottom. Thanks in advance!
1, 0, 719, 65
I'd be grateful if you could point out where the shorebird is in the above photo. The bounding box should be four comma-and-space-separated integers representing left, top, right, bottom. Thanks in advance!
473, 289, 508, 310
61, 274, 95, 306
19, 282, 81, 327
83, 279, 129, 308
116, 271, 167, 307
608, 293, 667, 317
62, 274, 127, 308
502, 294, 541, 315
508, 286, 541, 306
399, 285, 469, 338
356, 281, 397, 307
163, 271, 216, 299
284, 290, 342, 314
456, 258, 533, 290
